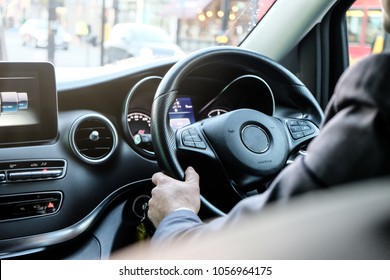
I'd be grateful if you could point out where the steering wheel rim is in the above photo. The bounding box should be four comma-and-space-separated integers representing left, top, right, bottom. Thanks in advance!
151, 46, 323, 215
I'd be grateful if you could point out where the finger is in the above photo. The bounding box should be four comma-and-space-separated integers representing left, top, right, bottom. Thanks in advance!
184, 166, 199, 184
150, 186, 158, 198
151, 172, 164, 185
146, 207, 157, 226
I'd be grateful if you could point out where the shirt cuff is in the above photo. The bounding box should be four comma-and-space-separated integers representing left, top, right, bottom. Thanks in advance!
174, 207, 196, 213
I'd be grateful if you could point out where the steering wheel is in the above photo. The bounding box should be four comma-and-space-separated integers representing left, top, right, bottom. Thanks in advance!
151, 46, 323, 215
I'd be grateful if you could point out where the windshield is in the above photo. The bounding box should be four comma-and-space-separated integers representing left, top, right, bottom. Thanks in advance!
1, 0, 276, 68
131, 27, 172, 43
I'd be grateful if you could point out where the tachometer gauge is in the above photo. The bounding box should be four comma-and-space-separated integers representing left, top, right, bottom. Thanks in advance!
207, 108, 228, 118
127, 112, 151, 136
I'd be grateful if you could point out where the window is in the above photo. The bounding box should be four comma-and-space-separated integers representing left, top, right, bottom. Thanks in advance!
0, 0, 276, 68
366, 10, 383, 44
347, 9, 363, 44
347, 0, 389, 64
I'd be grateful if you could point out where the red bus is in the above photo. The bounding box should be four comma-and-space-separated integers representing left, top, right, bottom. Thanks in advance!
347, 0, 389, 63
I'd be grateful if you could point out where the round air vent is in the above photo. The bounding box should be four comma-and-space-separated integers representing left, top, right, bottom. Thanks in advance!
70, 114, 118, 164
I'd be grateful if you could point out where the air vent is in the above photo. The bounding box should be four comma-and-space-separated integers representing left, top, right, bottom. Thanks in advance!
70, 114, 118, 164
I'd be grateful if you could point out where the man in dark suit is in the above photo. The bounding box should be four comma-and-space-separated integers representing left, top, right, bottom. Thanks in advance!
147, 0, 390, 245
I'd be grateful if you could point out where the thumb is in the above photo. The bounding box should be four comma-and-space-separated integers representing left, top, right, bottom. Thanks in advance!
184, 166, 199, 184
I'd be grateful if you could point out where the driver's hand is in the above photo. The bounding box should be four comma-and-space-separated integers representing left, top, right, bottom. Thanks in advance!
148, 166, 201, 227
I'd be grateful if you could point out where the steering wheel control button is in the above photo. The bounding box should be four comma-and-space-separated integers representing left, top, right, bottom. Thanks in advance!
287, 119, 315, 140
188, 128, 199, 136
288, 120, 299, 126
195, 142, 207, 149
181, 129, 206, 150
292, 132, 305, 139
290, 126, 302, 133
241, 125, 269, 153
183, 140, 196, 147
182, 130, 191, 138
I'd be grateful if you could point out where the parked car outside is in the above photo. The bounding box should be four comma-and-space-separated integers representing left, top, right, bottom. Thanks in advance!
19, 19, 71, 50
104, 23, 184, 63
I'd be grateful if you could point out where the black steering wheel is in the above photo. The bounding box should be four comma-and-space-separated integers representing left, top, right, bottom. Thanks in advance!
151, 46, 323, 215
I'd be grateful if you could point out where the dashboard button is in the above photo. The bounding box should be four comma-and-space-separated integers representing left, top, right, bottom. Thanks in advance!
8, 171, 32, 181
31, 171, 43, 179
0, 160, 66, 183
50, 169, 63, 177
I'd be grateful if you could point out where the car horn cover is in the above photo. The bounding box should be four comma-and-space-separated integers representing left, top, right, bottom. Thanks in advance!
202, 109, 289, 183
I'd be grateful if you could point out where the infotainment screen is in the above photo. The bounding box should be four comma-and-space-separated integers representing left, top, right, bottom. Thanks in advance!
0, 62, 58, 146
168, 97, 195, 129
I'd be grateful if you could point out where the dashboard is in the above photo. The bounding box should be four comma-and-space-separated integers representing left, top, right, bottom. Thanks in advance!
0, 57, 316, 259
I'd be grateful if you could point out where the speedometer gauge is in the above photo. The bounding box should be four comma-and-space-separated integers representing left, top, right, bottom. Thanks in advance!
127, 112, 151, 136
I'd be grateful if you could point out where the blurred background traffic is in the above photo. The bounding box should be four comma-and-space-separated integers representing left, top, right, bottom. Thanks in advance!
0, 0, 276, 67
0, 0, 388, 67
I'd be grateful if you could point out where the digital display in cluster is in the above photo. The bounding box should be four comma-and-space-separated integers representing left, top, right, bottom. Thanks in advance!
169, 97, 195, 129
